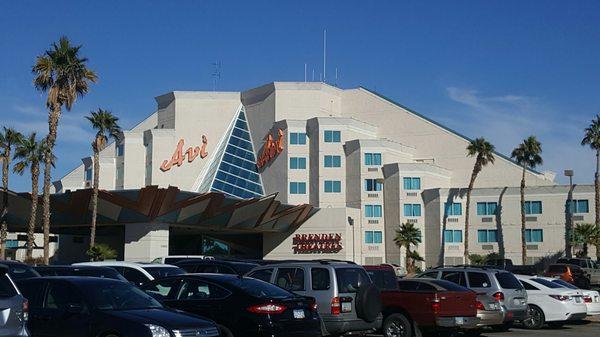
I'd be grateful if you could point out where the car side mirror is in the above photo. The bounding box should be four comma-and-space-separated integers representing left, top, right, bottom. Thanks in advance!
66, 303, 84, 314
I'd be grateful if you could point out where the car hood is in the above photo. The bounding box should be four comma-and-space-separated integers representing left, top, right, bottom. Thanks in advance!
103, 308, 215, 330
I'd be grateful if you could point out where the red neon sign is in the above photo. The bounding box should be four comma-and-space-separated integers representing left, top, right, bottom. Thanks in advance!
292, 233, 343, 254
160, 136, 208, 172
256, 129, 284, 169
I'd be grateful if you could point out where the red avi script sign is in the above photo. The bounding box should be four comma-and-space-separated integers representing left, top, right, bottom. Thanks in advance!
160, 136, 208, 172
292, 233, 343, 254
256, 129, 284, 169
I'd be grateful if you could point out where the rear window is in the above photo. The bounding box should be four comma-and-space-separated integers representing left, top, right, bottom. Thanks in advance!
0, 274, 17, 298
467, 272, 491, 288
531, 278, 563, 289
311, 268, 331, 290
552, 279, 578, 289
275, 268, 305, 291
143, 267, 185, 279
335, 268, 371, 293
6, 264, 40, 280
548, 265, 567, 273
495, 272, 523, 289
366, 269, 398, 290
441, 271, 467, 287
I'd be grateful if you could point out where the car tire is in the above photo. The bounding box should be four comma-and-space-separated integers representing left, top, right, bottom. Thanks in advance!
383, 313, 413, 337
355, 283, 382, 323
522, 305, 545, 329
218, 325, 234, 337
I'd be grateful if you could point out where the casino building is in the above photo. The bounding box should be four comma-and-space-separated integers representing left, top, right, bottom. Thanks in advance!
38, 82, 595, 265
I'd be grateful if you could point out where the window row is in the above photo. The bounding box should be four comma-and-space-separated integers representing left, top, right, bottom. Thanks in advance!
446, 229, 545, 243
324, 155, 341, 168
365, 179, 383, 192
365, 205, 383, 218
289, 157, 306, 169
403, 204, 422, 217
365, 231, 383, 244
568, 200, 589, 214
477, 202, 497, 216
403, 177, 421, 190
324, 180, 342, 193
364, 153, 382, 166
324, 130, 341, 143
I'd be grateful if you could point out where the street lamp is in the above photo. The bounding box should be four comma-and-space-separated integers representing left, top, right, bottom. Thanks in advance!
564, 170, 574, 258
347, 216, 355, 263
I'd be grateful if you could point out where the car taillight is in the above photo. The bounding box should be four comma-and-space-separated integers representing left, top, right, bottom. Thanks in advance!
476, 301, 485, 310
309, 299, 318, 311
22, 300, 28, 321
492, 292, 504, 301
247, 303, 286, 314
331, 297, 341, 315
431, 296, 441, 314
549, 295, 569, 301
584, 296, 592, 303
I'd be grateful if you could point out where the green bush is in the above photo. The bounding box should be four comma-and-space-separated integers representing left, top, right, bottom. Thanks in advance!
86, 243, 117, 261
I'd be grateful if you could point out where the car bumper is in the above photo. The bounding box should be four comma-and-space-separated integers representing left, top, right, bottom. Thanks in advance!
476, 309, 505, 327
567, 312, 588, 321
586, 302, 600, 315
503, 308, 527, 322
321, 314, 382, 335
435, 316, 480, 329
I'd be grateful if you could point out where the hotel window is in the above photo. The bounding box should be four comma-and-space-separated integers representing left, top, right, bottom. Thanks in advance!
524, 201, 542, 215
403, 204, 422, 217
444, 230, 463, 243
289, 182, 306, 194
290, 132, 307, 145
568, 200, 589, 213
364, 179, 383, 192
116, 143, 124, 156
289, 157, 306, 169
364, 153, 382, 166
324, 130, 341, 143
365, 231, 383, 244
525, 229, 543, 243
445, 202, 462, 216
85, 167, 92, 181
477, 202, 498, 216
324, 180, 341, 193
403, 177, 421, 190
324, 155, 341, 168
365, 205, 383, 218
477, 229, 498, 243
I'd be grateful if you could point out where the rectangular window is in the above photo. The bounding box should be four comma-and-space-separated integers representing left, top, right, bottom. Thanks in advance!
289, 182, 306, 194
477, 202, 498, 216
403, 177, 421, 190
444, 230, 463, 243
525, 229, 543, 243
116, 144, 124, 156
85, 167, 92, 181
445, 203, 462, 216
364, 179, 383, 192
365, 231, 383, 244
290, 132, 307, 145
477, 229, 498, 243
324, 155, 341, 168
324, 180, 341, 193
364, 153, 382, 166
289, 157, 306, 169
524, 201, 542, 215
403, 204, 422, 217
569, 200, 589, 214
365, 205, 383, 218
324, 130, 341, 143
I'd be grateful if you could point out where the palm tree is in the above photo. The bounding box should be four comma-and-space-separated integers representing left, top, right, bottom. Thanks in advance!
32, 36, 97, 264
13, 133, 52, 259
85, 109, 121, 250
465, 138, 495, 263
582, 115, 600, 242
0, 127, 23, 259
511, 136, 543, 265
394, 222, 422, 273
572, 223, 599, 257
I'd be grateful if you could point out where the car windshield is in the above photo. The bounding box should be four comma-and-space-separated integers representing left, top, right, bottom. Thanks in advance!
82, 281, 163, 310
5, 264, 40, 280
552, 279, 578, 289
143, 266, 185, 279
531, 278, 563, 289
335, 268, 371, 293
495, 272, 523, 289
234, 278, 295, 299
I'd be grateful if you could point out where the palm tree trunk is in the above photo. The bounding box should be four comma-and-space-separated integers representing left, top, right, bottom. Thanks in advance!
1, 150, 9, 260
90, 147, 100, 251
595, 149, 599, 227
405, 246, 412, 274
520, 167, 527, 265
26, 163, 39, 260
465, 166, 479, 264
42, 104, 61, 265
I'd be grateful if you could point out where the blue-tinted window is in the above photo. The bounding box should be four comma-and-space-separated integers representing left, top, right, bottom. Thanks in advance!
85, 167, 92, 181
364, 153, 382, 166
290, 182, 307, 194
445, 203, 462, 216
365, 205, 382, 218
290, 157, 306, 169
116, 144, 124, 156
524, 201, 542, 215
477, 229, 498, 243
324, 155, 341, 168
324, 180, 341, 193
525, 229, 543, 243
364, 179, 383, 192
403, 177, 421, 190
444, 230, 463, 243
290, 132, 307, 145
568, 200, 589, 214
324, 130, 341, 143
477, 202, 498, 216
365, 231, 382, 244
403, 204, 421, 217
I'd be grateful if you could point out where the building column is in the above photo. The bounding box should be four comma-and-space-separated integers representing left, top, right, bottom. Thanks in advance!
124, 223, 169, 262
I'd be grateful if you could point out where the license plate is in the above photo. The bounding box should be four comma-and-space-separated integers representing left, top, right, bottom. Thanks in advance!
293, 309, 305, 319
455, 317, 464, 324
341, 302, 352, 313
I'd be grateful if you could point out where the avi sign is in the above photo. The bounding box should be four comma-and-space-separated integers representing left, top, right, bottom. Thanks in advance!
256, 129, 284, 169
160, 136, 208, 172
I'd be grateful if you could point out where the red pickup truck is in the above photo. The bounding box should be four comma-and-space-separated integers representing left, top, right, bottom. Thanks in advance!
364, 265, 480, 337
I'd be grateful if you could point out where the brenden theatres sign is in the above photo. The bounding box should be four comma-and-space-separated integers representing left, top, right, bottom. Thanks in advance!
292, 233, 343, 254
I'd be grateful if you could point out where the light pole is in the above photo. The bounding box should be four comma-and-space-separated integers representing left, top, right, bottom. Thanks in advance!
347, 216, 355, 263
565, 169, 574, 258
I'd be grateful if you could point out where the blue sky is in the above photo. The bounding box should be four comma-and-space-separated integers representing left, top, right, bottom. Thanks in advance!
1, 1, 599, 192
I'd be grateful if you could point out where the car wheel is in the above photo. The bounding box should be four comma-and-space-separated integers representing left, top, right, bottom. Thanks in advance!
383, 313, 413, 337
218, 325, 234, 337
522, 305, 545, 329
548, 322, 565, 328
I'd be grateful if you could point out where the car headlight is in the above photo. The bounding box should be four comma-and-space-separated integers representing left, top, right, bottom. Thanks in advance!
145, 324, 171, 337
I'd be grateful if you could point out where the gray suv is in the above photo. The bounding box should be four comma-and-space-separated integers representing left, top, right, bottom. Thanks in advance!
247, 260, 382, 336
0, 265, 29, 336
417, 266, 527, 331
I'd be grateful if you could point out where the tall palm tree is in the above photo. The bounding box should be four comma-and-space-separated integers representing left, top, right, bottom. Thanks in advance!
85, 109, 121, 250
582, 115, 600, 242
511, 136, 543, 265
0, 127, 23, 259
394, 222, 422, 273
572, 223, 599, 257
32, 36, 97, 264
465, 138, 495, 263
13, 133, 52, 259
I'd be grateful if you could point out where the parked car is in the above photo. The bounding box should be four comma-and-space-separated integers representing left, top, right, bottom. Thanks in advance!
0, 265, 29, 336
247, 260, 382, 336
33, 265, 127, 281
0, 260, 40, 281
379, 264, 407, 278
550, 278, 600, 315
73, 261, 184, 286
151, 255, 215, 264
417, 266, 527, 331
175, 259, 259, 275
516, 275, 587, 329
544, 263, 590, 289
16, 277, 220, 337
142, 273, 321, 337
556, 257, 600, 286
486, 258, 537, 275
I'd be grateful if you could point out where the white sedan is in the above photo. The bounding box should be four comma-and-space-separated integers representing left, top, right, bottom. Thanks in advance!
550, 278, 600, 315
516, 274, 587, 329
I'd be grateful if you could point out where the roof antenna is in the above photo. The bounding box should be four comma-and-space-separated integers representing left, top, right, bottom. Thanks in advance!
304, 63, 307, 82
312, 69, 315, 81
212, 61, 221, 91
335, 67, 339, 87
323, 29, 327, 83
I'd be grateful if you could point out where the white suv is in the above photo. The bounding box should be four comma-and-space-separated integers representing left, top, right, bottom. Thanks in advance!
73, 261, 184, 286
